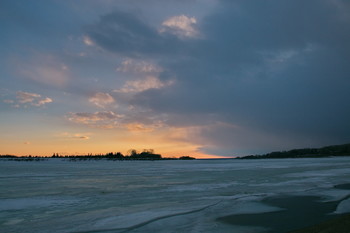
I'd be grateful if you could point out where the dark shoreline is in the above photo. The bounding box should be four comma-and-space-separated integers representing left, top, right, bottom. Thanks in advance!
237, 143, 350, 159
217, 183, 350, 233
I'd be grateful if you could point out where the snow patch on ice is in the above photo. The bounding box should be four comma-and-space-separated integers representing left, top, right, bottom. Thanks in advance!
3, 218, 24, 225
334, 197, 350, 214
224, 201, 283, 215
315, 189, 350, 202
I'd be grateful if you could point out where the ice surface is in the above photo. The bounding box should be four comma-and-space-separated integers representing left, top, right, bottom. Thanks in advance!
1, 157, 350, 233
0, 196, 80, 211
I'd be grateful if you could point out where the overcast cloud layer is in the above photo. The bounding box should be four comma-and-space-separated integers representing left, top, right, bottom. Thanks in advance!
1, 0, 349, 156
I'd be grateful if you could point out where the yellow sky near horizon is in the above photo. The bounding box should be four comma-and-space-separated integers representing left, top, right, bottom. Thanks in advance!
0, 118, 224, 158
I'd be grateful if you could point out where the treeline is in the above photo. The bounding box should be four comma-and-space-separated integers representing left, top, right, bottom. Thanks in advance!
0, 154, 48, 161
239, 143, 350, 159
0, 149, 195, 161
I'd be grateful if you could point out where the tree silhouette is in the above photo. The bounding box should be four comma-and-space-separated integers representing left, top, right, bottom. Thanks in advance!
128, 149, 138, 157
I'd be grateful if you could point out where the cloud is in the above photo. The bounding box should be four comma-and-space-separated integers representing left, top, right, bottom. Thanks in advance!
3, 99, 14, 104
10, 91, 53, 107
67, 111, 123, 128
117, 59, 162, 74
60, 132, 91, 140
85, 1, 350, 155
114, 58, 172, 94
114, 76, 173, 93
86, 10, 187, 57
67, 107, 168, 133
124, 123, 160, 132
83, 35, 94, 46
16, 54, 70, 87
17, 91, 41, 104
89, 92, 115, 108
35, 97, 53, 107
160, 15, 199, 39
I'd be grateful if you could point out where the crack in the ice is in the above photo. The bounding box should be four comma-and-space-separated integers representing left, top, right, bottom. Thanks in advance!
72, 201, 222, 233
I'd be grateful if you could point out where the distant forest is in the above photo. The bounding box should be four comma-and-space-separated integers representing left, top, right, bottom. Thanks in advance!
0, 149, 195, 161
239, 143, 350, 159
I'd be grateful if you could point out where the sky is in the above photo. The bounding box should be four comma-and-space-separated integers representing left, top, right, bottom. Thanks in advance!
1, 0, 350, 158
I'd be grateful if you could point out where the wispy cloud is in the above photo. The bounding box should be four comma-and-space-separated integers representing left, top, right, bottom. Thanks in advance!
117, 59, 162, 74
67, 108, 167, 133
124, 122, 162, 133
83, 35, 94, 46
3, 99, 14, 104
160, 15, 199, 39
35, 97, 53, 107
89, 92, 115, 108
114, 76, 173, 93
4, 91, 53, 107
115, 58, 172, 94
17, 91, 41, 104
60, 132, 92, 140
16, 54, 70, 87
67, 111, 123, 128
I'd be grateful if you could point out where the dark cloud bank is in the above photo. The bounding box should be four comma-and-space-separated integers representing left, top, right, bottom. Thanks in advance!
87, 0, 350, 156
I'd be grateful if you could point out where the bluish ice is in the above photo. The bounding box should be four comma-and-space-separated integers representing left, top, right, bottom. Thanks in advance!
1, 157, 350, 232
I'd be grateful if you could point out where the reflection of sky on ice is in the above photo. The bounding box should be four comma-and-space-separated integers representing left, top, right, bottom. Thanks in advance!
1, 158, 350, 232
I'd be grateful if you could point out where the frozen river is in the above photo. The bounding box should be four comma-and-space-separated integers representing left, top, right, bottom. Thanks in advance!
1, 157, 350, 232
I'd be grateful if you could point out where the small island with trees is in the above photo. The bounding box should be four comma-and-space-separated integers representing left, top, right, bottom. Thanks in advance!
0, 149, 196, 161
238, 143, 350, 159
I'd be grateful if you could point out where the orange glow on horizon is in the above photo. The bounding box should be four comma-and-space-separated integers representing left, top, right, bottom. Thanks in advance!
0, 136, 227, 159
0, 118, 229, 159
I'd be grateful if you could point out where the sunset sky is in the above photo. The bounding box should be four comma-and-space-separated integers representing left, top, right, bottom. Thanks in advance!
1, 0, 350, 158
